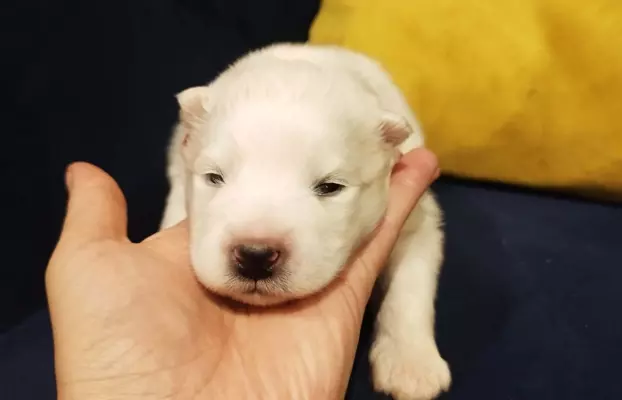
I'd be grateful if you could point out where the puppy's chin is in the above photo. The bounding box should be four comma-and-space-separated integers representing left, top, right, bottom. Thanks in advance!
200, 282, 302, 307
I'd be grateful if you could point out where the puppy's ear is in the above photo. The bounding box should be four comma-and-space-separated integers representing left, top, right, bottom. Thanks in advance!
175, 86, 209, 164
176, 86, 209, 128
379, 112, 412, 147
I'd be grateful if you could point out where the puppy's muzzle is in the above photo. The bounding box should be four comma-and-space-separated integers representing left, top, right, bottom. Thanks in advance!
231, 242, 286, 281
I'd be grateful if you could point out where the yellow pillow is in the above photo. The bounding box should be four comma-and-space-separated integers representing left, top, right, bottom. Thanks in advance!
309, 0, 622, 199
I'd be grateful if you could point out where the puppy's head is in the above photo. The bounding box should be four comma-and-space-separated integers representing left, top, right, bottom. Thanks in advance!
177, 57, 412, 305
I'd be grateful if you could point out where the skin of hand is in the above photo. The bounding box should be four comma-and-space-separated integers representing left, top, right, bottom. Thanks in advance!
45, 148, 439, 400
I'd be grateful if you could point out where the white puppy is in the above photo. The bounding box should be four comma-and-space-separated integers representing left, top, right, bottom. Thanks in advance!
160, 43, 450, 400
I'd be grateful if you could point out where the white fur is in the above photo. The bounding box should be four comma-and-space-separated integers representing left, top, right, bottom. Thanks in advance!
161, 43, 450, 399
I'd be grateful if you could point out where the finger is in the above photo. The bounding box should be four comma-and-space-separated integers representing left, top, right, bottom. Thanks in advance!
345, 148, 439, 293
382, 148, 440, 238
57, 162, 128, 250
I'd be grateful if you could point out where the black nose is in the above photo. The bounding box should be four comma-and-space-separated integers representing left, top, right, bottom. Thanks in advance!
232, 244, 281, 281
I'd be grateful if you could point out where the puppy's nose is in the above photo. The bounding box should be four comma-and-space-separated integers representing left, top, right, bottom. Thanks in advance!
232, 244, 281, 281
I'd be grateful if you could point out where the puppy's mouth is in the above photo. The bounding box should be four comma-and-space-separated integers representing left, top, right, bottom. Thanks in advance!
218, 276, 296, 306
241, 282, 269, 295
234, 278, 289, 295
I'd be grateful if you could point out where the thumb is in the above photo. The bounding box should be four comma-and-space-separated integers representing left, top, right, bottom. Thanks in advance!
345, 148, 439, 296
57, 162, 128, 250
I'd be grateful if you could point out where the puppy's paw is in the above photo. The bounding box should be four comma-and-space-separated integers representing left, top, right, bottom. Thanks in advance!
370, 335, 451, 400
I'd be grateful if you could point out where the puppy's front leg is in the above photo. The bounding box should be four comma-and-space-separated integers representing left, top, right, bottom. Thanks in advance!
370, 192, 450, 400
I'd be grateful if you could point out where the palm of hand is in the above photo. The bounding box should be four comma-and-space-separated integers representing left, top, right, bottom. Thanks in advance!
49, 227, 376, 400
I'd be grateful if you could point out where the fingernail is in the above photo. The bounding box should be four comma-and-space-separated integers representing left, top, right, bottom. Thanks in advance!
65, 164, 74, 190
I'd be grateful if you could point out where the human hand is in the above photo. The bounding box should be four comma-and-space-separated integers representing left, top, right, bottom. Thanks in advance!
46, 148, 439, 400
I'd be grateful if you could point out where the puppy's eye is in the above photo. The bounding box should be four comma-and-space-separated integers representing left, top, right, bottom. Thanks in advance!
314, 182, 345, 196
205, 173, 225, 186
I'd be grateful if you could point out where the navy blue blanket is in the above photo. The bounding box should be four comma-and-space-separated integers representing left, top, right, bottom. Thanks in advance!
3, 0, 622, 398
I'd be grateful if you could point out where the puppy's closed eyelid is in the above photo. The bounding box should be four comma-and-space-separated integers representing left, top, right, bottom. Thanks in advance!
205, 172, 225, 186
313, 181, 345, 196
314, 172, 347, 186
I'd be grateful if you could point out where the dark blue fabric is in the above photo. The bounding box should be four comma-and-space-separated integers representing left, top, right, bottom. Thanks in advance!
0, 312, 55, 400
352, 180, 622, 400
2, 180, 622, 400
